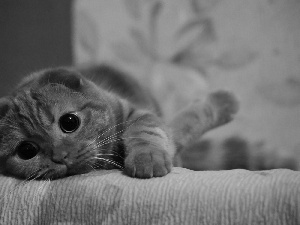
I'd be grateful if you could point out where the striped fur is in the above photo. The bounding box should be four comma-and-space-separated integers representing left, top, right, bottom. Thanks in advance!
0, 65, 175, 179
0, 65, 250, 180
181, 136, 298, 171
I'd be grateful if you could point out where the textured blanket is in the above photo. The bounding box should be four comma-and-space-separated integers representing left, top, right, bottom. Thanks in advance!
0, 168, 299, 225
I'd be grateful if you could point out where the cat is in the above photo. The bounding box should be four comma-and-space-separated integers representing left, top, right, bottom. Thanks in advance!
0, 65, 238, 180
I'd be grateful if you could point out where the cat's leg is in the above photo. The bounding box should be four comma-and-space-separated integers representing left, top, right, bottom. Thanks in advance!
122, 108, 175, 178
169, 90, 239, 164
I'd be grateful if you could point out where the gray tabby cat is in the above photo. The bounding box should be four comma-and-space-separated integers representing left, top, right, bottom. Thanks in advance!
0, 65, 238, 180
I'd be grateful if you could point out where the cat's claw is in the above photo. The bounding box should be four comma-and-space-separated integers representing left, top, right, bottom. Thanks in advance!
124, 148, 172, 178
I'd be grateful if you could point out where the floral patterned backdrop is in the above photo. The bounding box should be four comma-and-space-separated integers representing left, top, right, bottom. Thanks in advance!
73, 0, 300, 169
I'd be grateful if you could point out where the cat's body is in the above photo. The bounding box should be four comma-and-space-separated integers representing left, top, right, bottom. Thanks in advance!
0, 65, 177, 180
0, 65, 240, 180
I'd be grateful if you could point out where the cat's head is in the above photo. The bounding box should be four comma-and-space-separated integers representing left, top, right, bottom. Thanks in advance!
0, 68, 117, 180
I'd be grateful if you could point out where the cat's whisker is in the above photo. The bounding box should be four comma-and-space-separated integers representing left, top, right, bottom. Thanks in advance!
119, 135, 158, 142
33, 177, 51, 200
39, 171, 49, 180
97, 119, 137, 137
82, 156, 107, 170
96, 115, 144, 144
94, 138, 122, 148
89, 144, 125, 163
85, 137, 99, 149
110, 149, 125, 159
76, 137, 110, 159
96, 138, 123, 148
96, 153, 117, 157
76, 147, 97, 161
84, 118, 142, 156
27, 170, 41, 180
96, 117, 142, 144
24, 168, 44, 183
100, 135, 149, 145
35, 169, 52, 180
97, 129, 126, 144
87, 163, 96, 171
94, 156, 124, 170
85, 160, 100, 172
98, 151, 124, 157
92, 161, 106, 170
96, 153, 125, 160
76, 148, 90, 159
77, 132, 124, 158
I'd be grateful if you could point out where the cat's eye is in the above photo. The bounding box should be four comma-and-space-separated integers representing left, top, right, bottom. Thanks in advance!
16, 141, 39, 160
59, 113, 80, 133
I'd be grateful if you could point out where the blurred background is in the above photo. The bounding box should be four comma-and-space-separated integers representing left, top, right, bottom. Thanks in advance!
0, 0, 72, 96
1, 0, 300, 170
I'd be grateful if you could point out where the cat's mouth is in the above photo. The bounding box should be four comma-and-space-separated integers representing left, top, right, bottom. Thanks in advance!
44, 168, 67, 180
65, 159, 95, 176
40, 152, 122, 180
37, 163, 91, 180
31, 165, 68, 180
51, 152, 90, 170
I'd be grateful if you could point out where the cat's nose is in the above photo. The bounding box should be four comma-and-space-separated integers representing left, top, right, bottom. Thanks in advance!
52, 150, 70, 164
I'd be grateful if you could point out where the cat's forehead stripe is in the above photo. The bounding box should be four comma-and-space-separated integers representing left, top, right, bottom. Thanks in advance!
11, 91, 52, 132
78, 101, 106, 112
28, 90, 55, 127
36, 102, 55, 126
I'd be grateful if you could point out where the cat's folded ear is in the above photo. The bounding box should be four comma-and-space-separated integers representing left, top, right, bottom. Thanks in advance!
37, 68, 85, 92
0, 97, 12, 120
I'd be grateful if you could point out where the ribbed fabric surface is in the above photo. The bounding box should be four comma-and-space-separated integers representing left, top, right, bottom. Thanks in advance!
0, 168, 299, 225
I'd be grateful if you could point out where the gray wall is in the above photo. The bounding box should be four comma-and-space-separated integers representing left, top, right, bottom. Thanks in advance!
0, 0, 72, 97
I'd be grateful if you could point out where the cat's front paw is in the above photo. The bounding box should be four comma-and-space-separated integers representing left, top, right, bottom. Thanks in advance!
124, 147, 172, 178
208, 90, 239, 125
